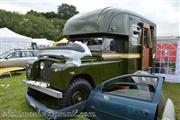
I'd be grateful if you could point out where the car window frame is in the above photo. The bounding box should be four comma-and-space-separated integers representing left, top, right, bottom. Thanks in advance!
102, 37, 118, 53
26, 51, 34, 57
102, 82, 156, 102
20, 51, 33, 57
96, 74, 164, 103
31, 51, 38, 57
6, 51, 21, 59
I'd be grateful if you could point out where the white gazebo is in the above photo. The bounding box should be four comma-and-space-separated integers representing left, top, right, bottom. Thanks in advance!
32, 38, 53, 48
0, 27, 32, 54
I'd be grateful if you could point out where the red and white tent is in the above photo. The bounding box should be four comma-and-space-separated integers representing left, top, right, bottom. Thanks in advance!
155, 36, 180, 83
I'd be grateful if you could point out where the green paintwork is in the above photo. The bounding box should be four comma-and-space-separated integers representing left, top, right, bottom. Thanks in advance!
27, 7, 156, 92
63, 7, 155, 36
29, 58, 139, 90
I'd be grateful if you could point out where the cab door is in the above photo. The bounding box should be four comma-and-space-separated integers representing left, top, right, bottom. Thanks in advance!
101, 38, 124, 80
141, 23, 152, 70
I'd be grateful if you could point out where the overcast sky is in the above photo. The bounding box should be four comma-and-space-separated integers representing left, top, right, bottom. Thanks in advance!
0, 0, 179, 36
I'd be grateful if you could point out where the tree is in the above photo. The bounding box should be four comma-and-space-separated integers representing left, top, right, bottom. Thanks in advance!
26, 10, 43, 17
42, 12, 58, 19
0, 9, 66, 40
57, 3, 79, 19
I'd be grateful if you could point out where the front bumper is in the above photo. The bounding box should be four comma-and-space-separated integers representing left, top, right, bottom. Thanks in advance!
25, 93, 86, 120
22, 80, 63, 98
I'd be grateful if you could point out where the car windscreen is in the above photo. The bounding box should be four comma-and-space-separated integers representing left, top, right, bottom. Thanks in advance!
0, 50, 14, 59
102, 76, 158, 101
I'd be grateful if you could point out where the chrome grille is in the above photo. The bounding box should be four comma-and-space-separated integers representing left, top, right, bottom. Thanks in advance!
40, 60, 53, 81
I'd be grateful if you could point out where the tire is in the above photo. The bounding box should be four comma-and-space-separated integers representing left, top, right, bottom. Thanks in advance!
60, 78, 92, 108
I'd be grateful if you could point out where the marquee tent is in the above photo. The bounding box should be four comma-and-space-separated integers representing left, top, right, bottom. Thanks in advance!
0, 27, 32, 54
155, 36, 180, 83
52, 38, 68, 46
32, 38, 53, 48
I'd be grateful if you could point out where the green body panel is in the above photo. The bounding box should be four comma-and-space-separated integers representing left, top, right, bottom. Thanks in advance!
48, 60, 129, 90
63, 7, 155, 36
29, 58, 139, 90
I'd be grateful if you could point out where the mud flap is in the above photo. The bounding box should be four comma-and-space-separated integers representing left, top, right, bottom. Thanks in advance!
25, 93, 86, 120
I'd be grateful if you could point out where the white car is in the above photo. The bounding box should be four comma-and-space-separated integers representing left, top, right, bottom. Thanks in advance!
0, 49, 38, 68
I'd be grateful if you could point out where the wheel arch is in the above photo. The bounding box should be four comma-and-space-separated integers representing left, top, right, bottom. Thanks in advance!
70, 74, 96, 88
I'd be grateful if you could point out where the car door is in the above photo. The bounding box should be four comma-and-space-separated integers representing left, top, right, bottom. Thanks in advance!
102, 37, 124, 80
2, 51, 22, 67
20, 51, 37, 67
86, 75, 161, 120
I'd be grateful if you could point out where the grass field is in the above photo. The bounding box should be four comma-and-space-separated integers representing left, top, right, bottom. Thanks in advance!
0, 71, 179, 120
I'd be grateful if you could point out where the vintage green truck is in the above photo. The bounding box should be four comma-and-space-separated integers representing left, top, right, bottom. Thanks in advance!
23, 7, 156, 108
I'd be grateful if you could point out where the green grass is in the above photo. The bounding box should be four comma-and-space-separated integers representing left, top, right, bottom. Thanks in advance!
0, 71, 43, 120
163, 83, 180, 120
0, 71, 180, 120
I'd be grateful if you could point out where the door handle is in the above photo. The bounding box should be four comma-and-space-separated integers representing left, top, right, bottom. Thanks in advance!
118, 64, 121, 67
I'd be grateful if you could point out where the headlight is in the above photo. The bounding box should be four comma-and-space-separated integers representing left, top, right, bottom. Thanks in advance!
26, 66, 32, 79
40, 62, 45, 70
27, 68, 32, 77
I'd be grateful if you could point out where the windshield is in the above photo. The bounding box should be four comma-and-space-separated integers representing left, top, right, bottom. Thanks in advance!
70, 37, 103, 51
0, 50, 14, 59
39, 41, 92, 66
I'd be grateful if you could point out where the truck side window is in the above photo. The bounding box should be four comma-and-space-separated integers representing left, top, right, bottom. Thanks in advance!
103, 38, 117, 53
110, 40, 116, 51
131, 24, 141, 45
143, 28, 148, 47
86, 38, 102, 51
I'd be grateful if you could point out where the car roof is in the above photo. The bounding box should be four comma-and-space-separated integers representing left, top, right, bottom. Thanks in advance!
12, 49, 37, 52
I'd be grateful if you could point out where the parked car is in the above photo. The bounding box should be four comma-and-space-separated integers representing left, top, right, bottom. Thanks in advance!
86, 73, 175, 120
0, 49, 38, 68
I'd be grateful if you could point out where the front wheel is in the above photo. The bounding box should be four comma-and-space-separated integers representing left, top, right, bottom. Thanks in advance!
59, 78, 92, 107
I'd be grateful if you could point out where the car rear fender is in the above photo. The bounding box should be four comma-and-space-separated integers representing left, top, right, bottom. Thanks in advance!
162, 98, 175, 120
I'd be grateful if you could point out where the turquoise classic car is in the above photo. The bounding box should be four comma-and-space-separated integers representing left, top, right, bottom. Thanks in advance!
86, 73, 175, 120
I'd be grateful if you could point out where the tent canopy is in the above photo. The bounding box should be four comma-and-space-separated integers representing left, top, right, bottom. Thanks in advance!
0, 27, 32, 42
32, 38, 52, 46
53, 38, 68, 46
0, 27, 32, 54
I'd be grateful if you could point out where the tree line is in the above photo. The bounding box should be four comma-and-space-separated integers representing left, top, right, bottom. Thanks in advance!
0, 3, 79, 41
